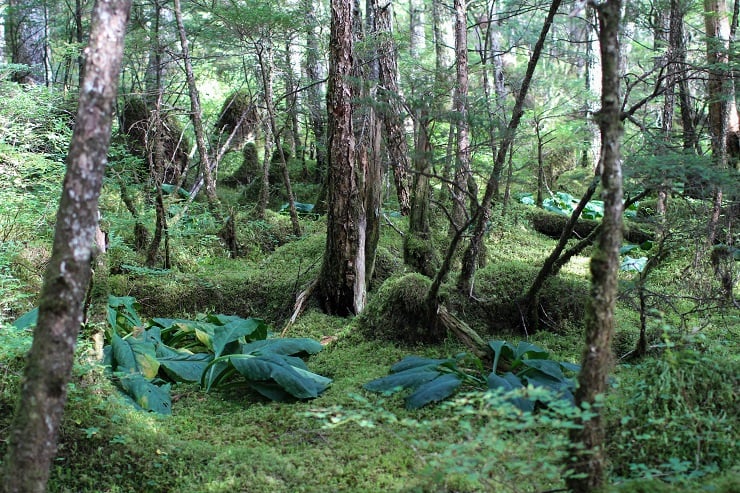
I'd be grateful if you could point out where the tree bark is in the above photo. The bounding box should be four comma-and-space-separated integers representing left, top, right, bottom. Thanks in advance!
448, 0, 472, 240
567, 1, 624, 490
318, 0, 367, 315
5, 0, 50, 84
0, 0, 131, 491
457, 0, 563, 294
375, 0, 411, 216
703, 0, 736, 246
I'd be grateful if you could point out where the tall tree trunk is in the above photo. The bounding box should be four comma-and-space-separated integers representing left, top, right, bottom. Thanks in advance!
432, 0, 454, 111
567, 1, 624, 490
409, 0, 425, 57
656, 6, 672, 217
376, 0, 411, 216
457, 0, 562, 294
0, 0, 131, 490
405, 111, 437, 277
357, 0, 382, 288
317, 0, 367, 315
448, 0, 472, 239
672, 0, 698, 152
305, 0, 328, 208
704, 0, 735, 245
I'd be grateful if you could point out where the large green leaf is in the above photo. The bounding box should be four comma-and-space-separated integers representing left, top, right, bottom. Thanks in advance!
363, 367, 441, 393
487, 372, 534, 412
119, 374, 172, 414
241, 337, 323, 356
514, 341, 550, 361
155, 345, 213, 382
207, 315, 268, 346
520, 359, 566, 382
228, 353, 330, 399
389, 355, 454, 372
489, 340, 516, 373
405, 374, 463, 410
107, 295, 143, 332
11, 307, 38, 330
110, 332, 159, 379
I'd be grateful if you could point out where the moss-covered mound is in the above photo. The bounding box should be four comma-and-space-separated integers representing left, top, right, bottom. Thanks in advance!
109, 231, 326, 325
359, 273, 442, 344
450, 260, 588, 334
213, 89, 258, 152
223, 142, 260, 187
120, 96, 189, 184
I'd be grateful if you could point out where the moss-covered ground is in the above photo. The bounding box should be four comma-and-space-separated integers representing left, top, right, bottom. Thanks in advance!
1, 144, 737, 492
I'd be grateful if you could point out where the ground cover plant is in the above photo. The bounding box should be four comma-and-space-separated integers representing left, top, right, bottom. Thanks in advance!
103, 295, 331, 413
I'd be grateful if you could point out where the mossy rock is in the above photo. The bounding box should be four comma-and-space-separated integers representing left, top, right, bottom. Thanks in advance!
359, 273, 442, 344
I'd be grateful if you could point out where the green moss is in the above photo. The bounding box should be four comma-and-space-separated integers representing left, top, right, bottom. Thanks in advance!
359, 273, 441, 344
449, 260, 588, 334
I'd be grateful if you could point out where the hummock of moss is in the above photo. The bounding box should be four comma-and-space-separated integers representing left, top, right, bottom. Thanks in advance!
222, 142, 260, 187
370, 246, 403, 290
450, 260, 588, 334
359, 273, 441, 345
120, 96, 189, 184
108, 230, 326, 325
214, 89, 258, 152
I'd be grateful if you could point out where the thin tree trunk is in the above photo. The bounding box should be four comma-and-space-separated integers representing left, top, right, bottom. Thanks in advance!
0, 1, 131, 490
173, 0, 220, 213
567, 1, 624, 490
357, 0, 382, 287
458, 0, 563, 294
257, 39, 302, 236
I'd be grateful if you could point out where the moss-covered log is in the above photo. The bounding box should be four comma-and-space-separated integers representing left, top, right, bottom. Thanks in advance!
531, 210, 653, 244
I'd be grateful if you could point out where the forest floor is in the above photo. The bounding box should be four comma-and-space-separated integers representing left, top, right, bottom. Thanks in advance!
1, 145, 738, 492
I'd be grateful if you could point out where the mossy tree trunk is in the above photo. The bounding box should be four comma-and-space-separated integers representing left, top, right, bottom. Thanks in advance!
566, 1, 624, 490
0, 1, 131, 490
